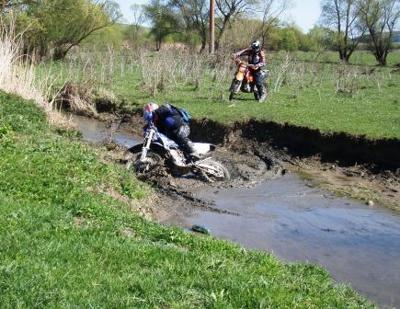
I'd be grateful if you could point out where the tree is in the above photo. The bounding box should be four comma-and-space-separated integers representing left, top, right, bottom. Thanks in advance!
214, 0, 260, 49
144, 0, 181, 50
278, 26, 302, 51
129, 4, 145, 44
257, 0, 291, 46
358, 0, 400, 65
8, 0, 121, 60
305, 26, 334, 52
321, 0, 366, 62
82, 23, 126, 49
1, 0, 36, 11
169, 0, 209, 52
48, 0, 121, 60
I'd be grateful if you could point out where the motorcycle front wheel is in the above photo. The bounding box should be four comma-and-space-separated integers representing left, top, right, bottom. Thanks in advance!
229, 79, 241, 101
125, 148, 163, 173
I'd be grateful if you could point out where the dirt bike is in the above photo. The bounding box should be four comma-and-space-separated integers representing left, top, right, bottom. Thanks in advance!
126, 125, 230, 182
229, 57, 268, 102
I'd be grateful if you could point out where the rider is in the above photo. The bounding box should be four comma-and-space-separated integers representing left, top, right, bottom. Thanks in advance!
143, 102, 200, 159
234, 40, 267, 102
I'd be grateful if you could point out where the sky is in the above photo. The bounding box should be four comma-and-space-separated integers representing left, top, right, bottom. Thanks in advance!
117, 0, 322, 33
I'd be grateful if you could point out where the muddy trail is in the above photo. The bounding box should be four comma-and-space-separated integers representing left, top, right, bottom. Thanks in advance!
70, 114, 400, 308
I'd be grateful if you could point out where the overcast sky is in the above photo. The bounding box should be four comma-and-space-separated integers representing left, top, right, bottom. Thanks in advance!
117, 0, 322, 33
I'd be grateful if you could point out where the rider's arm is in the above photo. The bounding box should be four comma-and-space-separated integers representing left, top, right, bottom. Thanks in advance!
253, 50, 266, 69
234, 47, 251, 58
143, 112, 157, 132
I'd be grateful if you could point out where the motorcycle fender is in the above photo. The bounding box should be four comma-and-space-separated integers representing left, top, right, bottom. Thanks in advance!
236, 71, 245, 81
127, 144, 143, 153
128, 143, 168, 157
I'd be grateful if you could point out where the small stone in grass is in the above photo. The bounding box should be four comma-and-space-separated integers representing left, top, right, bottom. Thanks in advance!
191, 225, 210, 235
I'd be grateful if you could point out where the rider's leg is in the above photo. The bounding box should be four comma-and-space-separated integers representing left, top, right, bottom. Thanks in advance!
254, 71, 266, 101
171, 125, 199, 158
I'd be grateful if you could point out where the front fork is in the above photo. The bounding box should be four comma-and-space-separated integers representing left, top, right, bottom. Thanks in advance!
140, 129, 155, 161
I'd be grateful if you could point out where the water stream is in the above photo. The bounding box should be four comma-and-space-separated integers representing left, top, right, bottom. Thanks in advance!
72, 115, 400, 308
171, 176, 400, 308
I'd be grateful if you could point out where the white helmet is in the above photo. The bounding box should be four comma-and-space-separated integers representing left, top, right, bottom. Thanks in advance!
251, 40, 261, 52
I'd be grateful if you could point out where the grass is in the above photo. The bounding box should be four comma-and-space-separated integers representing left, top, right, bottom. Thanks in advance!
273, 50, 400, 66
0, 91, 373, 307
37, 49, 400, 140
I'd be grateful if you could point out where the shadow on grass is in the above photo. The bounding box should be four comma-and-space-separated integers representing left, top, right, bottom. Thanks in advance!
231, 97, 256, 102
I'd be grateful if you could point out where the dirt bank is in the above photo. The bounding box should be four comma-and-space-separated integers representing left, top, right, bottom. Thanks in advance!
189, 118, 399, 211
190, 118, 400, 170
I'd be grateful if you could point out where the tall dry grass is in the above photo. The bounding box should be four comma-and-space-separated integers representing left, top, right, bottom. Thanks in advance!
0, 28, 45, 105
0, 22, 70, 126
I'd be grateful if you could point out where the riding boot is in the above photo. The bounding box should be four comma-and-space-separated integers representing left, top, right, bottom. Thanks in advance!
258, 86, 267, 102
173, 125, 200, 159
254, 70, 266, 102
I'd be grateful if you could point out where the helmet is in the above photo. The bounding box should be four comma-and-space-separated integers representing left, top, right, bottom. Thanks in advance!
144, 102, 159, 122
251, 40, 261, 52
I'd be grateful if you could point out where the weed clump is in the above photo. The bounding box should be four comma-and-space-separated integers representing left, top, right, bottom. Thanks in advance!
56, 82, 98, 117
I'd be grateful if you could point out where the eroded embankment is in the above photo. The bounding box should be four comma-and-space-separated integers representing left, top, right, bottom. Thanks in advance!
190, 118, 400, 171
188, 117, 399, 211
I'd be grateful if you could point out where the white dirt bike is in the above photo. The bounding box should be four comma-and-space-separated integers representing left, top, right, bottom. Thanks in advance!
126, 125, 230, 182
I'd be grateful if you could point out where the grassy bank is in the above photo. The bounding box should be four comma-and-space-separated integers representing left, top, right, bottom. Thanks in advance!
38, 49, 400, 140
0, 91, 373, 307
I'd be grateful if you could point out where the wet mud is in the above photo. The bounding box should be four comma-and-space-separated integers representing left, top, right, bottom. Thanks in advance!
70, 114, 400, 308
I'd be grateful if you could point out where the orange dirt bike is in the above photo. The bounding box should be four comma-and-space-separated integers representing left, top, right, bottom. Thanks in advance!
229, 57, 268, 102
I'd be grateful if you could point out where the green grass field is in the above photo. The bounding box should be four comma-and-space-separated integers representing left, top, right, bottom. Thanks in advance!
273, 50, 400, 66
0, 91, 373, 307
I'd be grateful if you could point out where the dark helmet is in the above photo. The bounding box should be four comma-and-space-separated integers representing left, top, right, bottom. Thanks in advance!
251, 40, 261, 52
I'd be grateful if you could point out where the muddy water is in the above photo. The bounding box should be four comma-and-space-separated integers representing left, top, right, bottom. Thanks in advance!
171, 175, 400, 308
70, 114, 139, 147
72, 115, 400, 308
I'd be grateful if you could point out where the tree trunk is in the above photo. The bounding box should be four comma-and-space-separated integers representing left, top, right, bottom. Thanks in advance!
375, 50, 388, 66
156, 39, 162, 51
200, 39, 206, 53
53, 48, 67, 61
339, 50, 349, 63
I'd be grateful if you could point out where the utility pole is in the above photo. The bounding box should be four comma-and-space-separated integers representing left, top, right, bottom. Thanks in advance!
209, 0, 215, 54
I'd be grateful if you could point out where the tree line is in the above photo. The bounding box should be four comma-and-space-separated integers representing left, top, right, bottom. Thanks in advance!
1, 0, 121, 60
141, 0, 399, 65
321, 0, 400, 65
1, 0, 399, 65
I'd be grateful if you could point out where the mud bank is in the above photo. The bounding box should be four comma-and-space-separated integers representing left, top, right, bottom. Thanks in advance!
190, 118, 400, 170
189, 117, 400, 211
